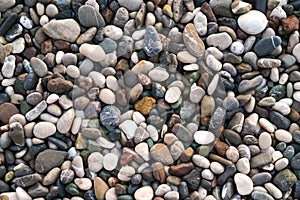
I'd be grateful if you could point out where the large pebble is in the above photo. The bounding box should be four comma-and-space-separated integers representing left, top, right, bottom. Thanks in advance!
33, 122, 56, 139
237, 10, 268, 35
103, 153, 118, 171
165, 87, 181, 104
134, 186, 154, 200
43, 19, 80, 42
234, 173, 253, 195
275, 129, 293, 143
30, 57, 48, 77
118, 0, 143, 11
57, 109, 75, 134
194, 131, 215, 145
183, 23, 205, 57
78, 5, 105, 28
79, 43, 106, 62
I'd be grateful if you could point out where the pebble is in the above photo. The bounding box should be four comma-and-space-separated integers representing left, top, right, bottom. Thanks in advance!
234, 173, 253, 195
183, 23, 205, 57
206, 32, 233, 50
194, 12, 207, 36
25, 100, 47, 121
94, 177, 109, 200
78, 5, 105, 28
143, 25, 162, 57
134, 186, 154, 200
194, 131, 215, 145
238, 10, 268, 35
150, 143, 173, 165
254, 36, 281, 57
43, 19, 80, 42
57, 108, 75, 134
79, 43, 106, 62
236, 157, 250, 174
165, 87, 181, 104
275, 129, 293, 143
118, 0, 143, 11
118, 166, 135, 181
30, 57, 48, 77
35, 150, 67, 173
103, 153, 118, 171
259, 132, 272, 149
33, 122, 56, 139
206, 54, 222, 71
1, 55, 15, 78
273, 169, 297, 191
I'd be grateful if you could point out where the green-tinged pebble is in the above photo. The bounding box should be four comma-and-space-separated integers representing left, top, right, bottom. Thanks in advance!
99, 170, 111, 182
118, 195, 133, 200
65, 183, 80, 196
20, 101, 31, 114
4, 171, 14, 182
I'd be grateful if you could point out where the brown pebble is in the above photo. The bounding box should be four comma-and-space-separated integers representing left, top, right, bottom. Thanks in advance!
289, 108, 300, 121
94, 177, 109, 200
214, 139, 229, 157
120, 152, 133, 166
180, 147, 194, 162
22, 47, 38, 60
281, 15, 299, 33
115, 59, 129, 71
0, 103, 20, 124
108, 177, 119, 188
0, 195, 9, 200
101, 7, 114, 23
269, 15, 280, 30
54, 40, 71, 51
153, 162, 166, 183
201, 2, 217, 22
47, 78, 73, 93
169, 162, 194, 177
41, 39, 53, 54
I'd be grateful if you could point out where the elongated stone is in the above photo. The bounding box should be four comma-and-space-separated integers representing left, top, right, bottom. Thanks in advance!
143, 26, 162, 57
254, 36, 281, 57
183, 23, 205, 57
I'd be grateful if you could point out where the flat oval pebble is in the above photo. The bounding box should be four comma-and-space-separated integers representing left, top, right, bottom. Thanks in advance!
237, 10, 268, 35
165, 87, 181, 104
275, 129, 293, 143
234, 173, 253, 195
79, 43, 106, 62
134, 186, 154, 200
103, 153, 118, 171
194, 131, 215, 145
33, 122, 56, 139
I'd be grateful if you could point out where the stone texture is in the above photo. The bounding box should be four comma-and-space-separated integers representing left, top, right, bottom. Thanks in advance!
43, 19, 80, 42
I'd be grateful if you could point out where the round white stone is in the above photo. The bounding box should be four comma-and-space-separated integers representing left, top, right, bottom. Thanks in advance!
103, 153, 118, 171
234, 173, 253, 195
210, 162, 224, 174
33, 122, 56, 139
259, 132, 272, 150
275, 129, 293, 143
134, 186, 154, 200
118, 166, 136, 181
99, 88, 116, 104
293, 91, 300, 102
237, 10, 268, 35
165, 87, 181, 104
194, 131, 215, 145
230, 41, 244, 55
79, 43, 106, 62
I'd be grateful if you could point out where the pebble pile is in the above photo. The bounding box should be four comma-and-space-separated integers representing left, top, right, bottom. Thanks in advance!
1, 0, 300, 200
